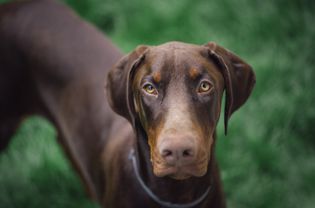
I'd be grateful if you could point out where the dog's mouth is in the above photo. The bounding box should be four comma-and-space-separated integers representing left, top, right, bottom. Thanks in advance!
152, 158, 209, 180
147, 131, 213, 180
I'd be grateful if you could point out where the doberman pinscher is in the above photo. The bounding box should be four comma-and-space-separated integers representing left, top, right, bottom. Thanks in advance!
105, 42, 255, 207
0, 0, 122, 201
0, 0, 255, 207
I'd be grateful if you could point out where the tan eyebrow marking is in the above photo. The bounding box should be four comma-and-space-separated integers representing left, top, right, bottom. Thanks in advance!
189, 68, 201, 80
153, 71, 162, 83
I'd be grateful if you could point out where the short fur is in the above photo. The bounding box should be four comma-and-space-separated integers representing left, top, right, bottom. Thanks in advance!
0, 0, 255, 207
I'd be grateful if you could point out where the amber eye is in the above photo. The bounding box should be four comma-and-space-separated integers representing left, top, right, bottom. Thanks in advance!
143, 83, 157, 95
198, 81, 213, 93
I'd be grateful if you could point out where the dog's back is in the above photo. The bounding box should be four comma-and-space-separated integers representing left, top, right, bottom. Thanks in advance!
0, 0, 122, 201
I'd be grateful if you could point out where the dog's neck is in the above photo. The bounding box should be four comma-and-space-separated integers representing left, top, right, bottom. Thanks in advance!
133, 127, 215, 206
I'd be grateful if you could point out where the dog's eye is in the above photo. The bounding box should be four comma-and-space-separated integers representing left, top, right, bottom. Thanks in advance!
198, 81, 213, 94
143, 83, 157, 95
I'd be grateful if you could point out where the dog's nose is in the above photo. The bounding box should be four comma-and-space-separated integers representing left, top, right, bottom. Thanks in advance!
159, 135, 197, 166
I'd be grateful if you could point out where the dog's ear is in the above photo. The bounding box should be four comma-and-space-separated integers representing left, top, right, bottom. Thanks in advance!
106, 45, 148, 125
204, 42, 256, 135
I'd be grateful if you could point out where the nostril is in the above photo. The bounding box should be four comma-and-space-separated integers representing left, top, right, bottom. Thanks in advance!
182, 149, 194, 158
161, 149, 176, 164
162, 149, 173, 157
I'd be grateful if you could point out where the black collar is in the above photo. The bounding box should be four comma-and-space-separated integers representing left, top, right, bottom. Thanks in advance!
129, 149, 212, 208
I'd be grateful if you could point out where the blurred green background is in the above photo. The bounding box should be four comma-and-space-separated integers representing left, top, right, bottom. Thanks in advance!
1, 0, 315, 207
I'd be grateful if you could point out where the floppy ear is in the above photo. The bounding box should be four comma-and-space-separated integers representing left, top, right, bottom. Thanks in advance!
106, 45, 148, 125
204, 42, 256, 135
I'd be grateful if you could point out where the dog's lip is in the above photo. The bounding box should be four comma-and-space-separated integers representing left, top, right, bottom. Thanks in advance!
152, 159, 208, 179
169, 172, 191, 180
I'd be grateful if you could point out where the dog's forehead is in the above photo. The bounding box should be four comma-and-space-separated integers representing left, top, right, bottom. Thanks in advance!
149, 42, 203, 61
154, 41, 201, 51
145, 42, 216, 80
145, 42, 220, 82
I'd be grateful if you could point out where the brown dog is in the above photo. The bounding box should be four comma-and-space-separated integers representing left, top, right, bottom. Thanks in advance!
0, 0, 255, 207
0, 0, 122, 201
105, 42, 255, 207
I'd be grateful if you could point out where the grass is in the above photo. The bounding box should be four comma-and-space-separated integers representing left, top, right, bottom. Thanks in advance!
0, 117, 98, 208
1, 0, 315, 207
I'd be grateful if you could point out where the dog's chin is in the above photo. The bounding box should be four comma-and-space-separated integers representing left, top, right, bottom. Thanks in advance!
153, 165, 208, 180
169, 173, 192, 180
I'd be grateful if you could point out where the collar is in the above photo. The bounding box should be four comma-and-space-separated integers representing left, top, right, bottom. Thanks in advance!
129, 149, 212, 208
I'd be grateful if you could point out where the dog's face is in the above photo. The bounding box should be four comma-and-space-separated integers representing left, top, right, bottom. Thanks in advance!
107, 42, 255, 180
131, 43, 224, 179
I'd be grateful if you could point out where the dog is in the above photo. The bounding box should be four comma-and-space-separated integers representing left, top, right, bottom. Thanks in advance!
0, 0, 122, 201
0, 0, 255, 207
104, 42, 255, 207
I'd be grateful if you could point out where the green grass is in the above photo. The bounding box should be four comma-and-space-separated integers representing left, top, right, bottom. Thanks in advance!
1, 0, 315, 207
0, 117, 98, 208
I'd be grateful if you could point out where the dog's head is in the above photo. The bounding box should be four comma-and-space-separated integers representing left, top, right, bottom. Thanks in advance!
107, 42, 255, 180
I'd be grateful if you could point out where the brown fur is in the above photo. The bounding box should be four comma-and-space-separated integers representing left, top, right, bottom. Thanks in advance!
107, 42, 255, 207
189, 68, 201, 80
0, 0, 122, 201
0, 1, 255, 207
